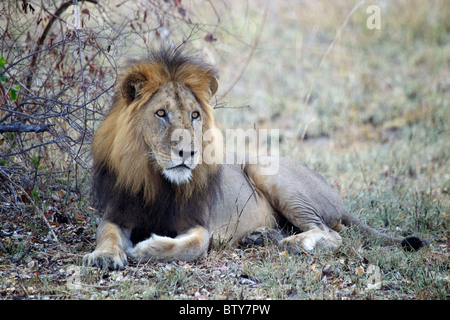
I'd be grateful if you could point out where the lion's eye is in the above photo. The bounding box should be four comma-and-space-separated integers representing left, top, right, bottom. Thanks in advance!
191, 111, 200, 120
155, 109, 166, 118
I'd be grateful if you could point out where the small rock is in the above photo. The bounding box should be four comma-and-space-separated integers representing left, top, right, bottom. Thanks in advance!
322, 264, 334, 278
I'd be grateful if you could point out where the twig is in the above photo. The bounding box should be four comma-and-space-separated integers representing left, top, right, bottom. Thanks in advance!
353, 147, 370, 189
0, 241, 9, 254
0, 123, 54, 133
207, 0, 221, 34
1, 136, 65, 158
317, 1, 366, 72
10, 247, 32, 264
212, 99, 250, 110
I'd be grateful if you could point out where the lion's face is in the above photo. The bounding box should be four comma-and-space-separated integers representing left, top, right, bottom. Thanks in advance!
93, 51, 219, 201
139, 82, 204, 185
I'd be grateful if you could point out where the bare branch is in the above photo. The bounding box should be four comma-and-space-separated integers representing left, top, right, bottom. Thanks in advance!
0, 123, 54, 133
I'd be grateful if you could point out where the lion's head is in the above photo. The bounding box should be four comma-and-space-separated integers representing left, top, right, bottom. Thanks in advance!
92, 48, 220, 204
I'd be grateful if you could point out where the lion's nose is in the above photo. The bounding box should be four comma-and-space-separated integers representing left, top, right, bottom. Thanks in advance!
173, 146, 197, 162
178, 149, 196, 158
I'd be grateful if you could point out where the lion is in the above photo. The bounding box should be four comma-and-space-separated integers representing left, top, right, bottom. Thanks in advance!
83, 47, 423, 270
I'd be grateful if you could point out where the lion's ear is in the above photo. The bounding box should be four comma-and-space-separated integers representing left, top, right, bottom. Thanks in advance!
209, 76, 219, 99
121, 72, 147, 104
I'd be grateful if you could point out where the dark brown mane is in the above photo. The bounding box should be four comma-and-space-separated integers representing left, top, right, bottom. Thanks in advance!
147, 46, 217, 83
93, 163, 223, 242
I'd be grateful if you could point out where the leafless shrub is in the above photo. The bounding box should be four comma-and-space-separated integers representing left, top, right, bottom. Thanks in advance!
0, 0, 249, 223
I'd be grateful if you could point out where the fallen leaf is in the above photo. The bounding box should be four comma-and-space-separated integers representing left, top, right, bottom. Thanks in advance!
355, 266, 364, 276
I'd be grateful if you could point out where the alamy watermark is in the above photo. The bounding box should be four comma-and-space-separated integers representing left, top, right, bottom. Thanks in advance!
170, 127, 280, 176
366, 264, 382, 290
366, 5, 381, 30
66, 265, 83, 290
66, 3, 81, 31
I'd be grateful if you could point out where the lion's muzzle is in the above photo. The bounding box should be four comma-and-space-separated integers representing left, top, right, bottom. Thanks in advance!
162, 144, 198, 184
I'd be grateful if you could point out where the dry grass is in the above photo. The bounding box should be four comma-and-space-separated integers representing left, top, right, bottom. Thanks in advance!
1, 0, 449, 300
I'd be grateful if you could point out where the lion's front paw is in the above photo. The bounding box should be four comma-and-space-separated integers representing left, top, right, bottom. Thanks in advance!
83, 247, 128, 270
126, 234, 175, 262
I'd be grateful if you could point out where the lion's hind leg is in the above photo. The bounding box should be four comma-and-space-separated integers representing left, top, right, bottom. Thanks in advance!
239, 225, 342, 253
280, 226, 342, 253
239, 226, 283, 247
243, 157, 346, 253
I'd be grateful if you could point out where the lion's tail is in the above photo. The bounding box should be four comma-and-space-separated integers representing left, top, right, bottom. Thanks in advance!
340, 211, 424, 251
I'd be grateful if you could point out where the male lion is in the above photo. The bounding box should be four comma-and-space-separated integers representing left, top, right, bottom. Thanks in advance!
83, 48, 422, 270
